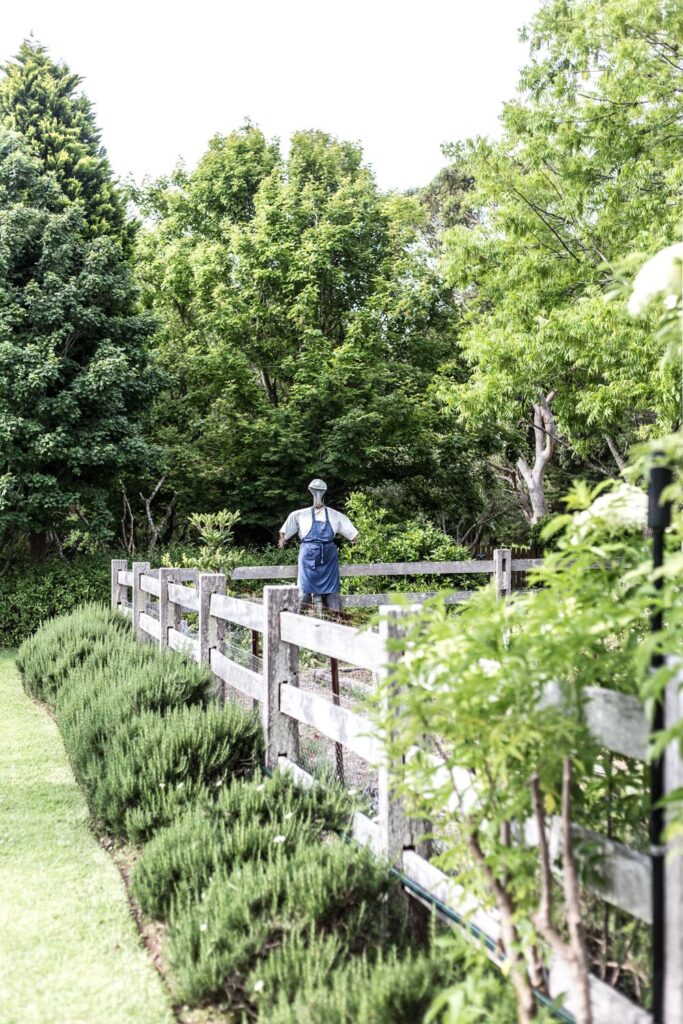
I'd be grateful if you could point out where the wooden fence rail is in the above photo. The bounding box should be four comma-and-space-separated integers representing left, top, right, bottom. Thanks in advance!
110, 557, 682, 1024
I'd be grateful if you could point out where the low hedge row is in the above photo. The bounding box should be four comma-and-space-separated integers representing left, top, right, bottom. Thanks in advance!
18, 605, 516, 1022
17, 605, 263, 841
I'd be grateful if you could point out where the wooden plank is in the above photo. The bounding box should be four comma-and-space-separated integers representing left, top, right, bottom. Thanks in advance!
665, 657, 683, 1021
210, 592, 264, 632
352, 812, 383, 855
542, 682, 649, 761
132, 562, 151, 644
117, 569, 133, 587
340, 591, 474, 608
401, 849, 501, 940
549, 958, 652, 1024
510, 558, 544, 571
523, 817, 651, 923
583, 687, 649, 760
277, 755, 316, 789
167, 581, 199, 612
210, 649, 263, 701
167, 628, 200, 662
493, 548, 512, 599
280, 611, 385, 672
140, 573, 161, 597
263, 587, 300, 770
232, 560, 495, 580
139, 611, 161, 641
280, 683, 381, 764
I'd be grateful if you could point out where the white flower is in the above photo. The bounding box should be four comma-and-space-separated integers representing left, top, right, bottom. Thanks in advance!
256, 783, 265, 792
253, 979, 265, 993
199, 922, 208, 932
283, 811, 293, 819
628, 243, 683, 317
273, 834, 286, 844
571, 483, 647, 540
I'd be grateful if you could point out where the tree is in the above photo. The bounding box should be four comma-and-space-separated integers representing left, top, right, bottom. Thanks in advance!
0, 40, 130, 247
0, 130, 154, 559
440, 0, 682, 523
136, 126, 489, 542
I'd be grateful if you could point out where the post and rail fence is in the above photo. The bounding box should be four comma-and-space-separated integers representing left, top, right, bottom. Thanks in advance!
110, 554, 682, 1024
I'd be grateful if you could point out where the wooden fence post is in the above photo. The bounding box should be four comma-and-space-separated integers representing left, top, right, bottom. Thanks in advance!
158, 568, 180, 649
493, 548, 512, 599
377, 605, 420, 864
665, 659, 683, 1021
199, 573, 226, 697
132, 561, 151, 643
111, 559, 127, 611
263, 585, 300, 770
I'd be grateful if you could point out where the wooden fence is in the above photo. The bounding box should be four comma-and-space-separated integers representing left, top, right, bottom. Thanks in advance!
110, 557, 682, 1024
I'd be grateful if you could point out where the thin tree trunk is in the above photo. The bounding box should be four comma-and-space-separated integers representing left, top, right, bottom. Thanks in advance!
516, 392, 557, 525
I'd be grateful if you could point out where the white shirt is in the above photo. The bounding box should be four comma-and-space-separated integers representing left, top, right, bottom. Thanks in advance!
279, 506, 358, 542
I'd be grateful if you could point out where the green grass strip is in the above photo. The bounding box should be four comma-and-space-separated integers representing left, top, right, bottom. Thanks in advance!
0, 652, 175, 1024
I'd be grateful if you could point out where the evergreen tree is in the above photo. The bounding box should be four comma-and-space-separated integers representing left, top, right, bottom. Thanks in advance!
0, 40, 130, 246
0, 130, 154, 558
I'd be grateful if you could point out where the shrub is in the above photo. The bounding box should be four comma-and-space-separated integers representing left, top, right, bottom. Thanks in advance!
57, 642, 212, 790
255, 934, 460, 1024
0, 554, 109, 647
132, 770, 352, 920
92, 703, 264, 841
16, 602, 130, 701
168, 838, 406, 1005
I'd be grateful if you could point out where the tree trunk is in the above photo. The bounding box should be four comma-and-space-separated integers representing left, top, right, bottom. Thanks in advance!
516, 392, 557, 525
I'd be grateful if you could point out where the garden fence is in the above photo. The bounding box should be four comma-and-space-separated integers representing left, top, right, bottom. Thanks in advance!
110, 554, 682, 1024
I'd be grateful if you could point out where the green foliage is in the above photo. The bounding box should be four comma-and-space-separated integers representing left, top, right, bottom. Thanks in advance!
0, 554, 109, 646
340, 492, 482, 593
132, 769, 352, 920
16, 602, 130, 700
92, 703, 263, 841
160, 509, 245, 575
135, 124, 484, 541
0, 41, 131, 246
168, 838, 406, 1005
0, 127, 154, 555
17, 605, 263, 842
439, 0, 682, 515
251, 932, 462, 1024
56, 641, 211, 790
374, 434, 683, 1010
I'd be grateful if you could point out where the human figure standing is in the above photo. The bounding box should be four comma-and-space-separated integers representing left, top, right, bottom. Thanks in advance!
278, 478, 358, 612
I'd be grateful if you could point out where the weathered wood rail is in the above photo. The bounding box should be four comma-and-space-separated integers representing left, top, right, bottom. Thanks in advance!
111, 558, 682, 1023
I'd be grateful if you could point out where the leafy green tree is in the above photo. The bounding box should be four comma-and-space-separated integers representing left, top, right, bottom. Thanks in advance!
0, 40, 130, 246
137, 126, 486, 541
440, 0, 682, 523
0, 130, 154, 558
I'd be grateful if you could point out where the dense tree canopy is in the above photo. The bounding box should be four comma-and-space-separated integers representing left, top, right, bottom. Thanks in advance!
439, 0, 682, 521
0, 41, 130, 247
136, 126, 491, 541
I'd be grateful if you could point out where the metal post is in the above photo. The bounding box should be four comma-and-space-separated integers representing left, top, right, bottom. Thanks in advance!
649, 460, 672, 1024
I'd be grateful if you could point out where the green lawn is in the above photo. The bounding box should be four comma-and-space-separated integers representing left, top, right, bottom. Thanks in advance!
0, 652, 175, 1024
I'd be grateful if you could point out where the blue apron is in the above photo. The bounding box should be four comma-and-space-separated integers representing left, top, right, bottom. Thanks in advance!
298, 507, 340, 595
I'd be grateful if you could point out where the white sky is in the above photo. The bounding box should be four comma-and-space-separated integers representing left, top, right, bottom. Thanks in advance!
1, 0, 541, 192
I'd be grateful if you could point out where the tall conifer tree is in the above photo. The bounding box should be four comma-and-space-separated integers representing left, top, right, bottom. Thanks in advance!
0, 44, 153, 560
0, 40, 129, 246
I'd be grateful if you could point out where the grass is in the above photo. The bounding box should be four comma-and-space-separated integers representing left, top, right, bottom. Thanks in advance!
0, 651, 175, 1024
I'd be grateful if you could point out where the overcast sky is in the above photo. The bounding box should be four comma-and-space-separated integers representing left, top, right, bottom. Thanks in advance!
2, 0, 542, 192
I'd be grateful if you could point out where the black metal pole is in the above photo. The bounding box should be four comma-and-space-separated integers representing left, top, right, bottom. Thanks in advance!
649, 462, 672, 1023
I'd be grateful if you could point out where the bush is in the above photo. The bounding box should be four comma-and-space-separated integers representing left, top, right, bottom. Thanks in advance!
0, 554, 109, 647
16, 602, 130, 701
57, 642, 212, 790
92, 703, 264, 842
168, 838, 406, 1006
132, 770, 352, 920
255, 934, 459, 1024
18, 605, 264, 842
